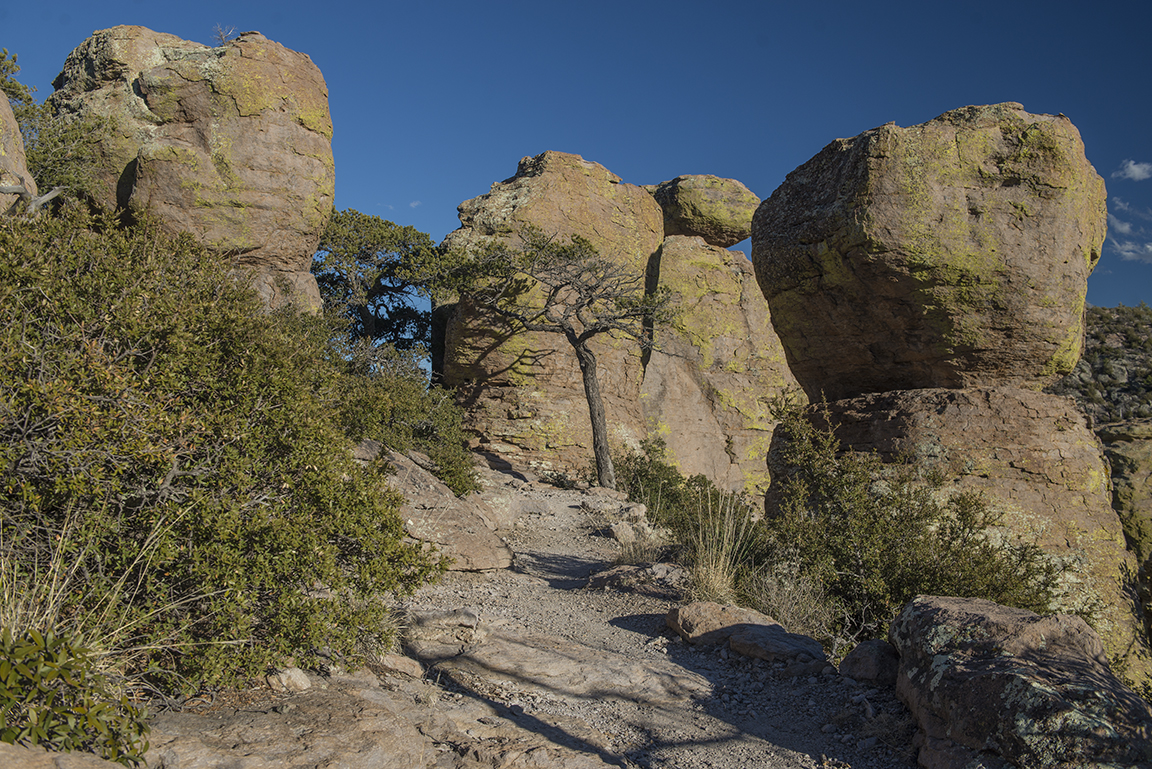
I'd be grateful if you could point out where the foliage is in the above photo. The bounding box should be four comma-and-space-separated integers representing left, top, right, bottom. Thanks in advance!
0, 207, 445, 693
0, 629, 148, 766
1049, 303, 1152, 423
313, 208, 459, 350
462, 229, 673, 489
762, 397, 1060, 643
619, 407, 1060, 651
2, 49, 111, 205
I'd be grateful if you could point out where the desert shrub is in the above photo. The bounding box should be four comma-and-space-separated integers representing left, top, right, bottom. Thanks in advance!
764, 398, 1060, 643
0, 208, 445, 692
0, 629, 148, 766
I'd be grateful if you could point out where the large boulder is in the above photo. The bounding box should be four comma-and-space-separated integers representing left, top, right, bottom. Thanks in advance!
890, 595, 1152, 769
48, 26, 334, 310
641, 235, 796, 493
0, 94, 36, 213
1098, 419, 1152, 572
437, 151, 664, 474
752, 103, 1106, 401
803, 386, 1151, 685
645, 174, 759, 247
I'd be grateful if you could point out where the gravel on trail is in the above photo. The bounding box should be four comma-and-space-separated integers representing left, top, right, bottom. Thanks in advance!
402, 463, 920, 769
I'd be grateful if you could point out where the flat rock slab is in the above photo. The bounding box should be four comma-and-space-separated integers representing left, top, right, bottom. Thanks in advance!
427, 627, 710, 705
147, 668, 616, 769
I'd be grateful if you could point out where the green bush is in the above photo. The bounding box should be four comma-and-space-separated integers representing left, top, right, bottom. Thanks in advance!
0, 628, 148, 766
0, 208, 445, 692
764, 398, 1060, 644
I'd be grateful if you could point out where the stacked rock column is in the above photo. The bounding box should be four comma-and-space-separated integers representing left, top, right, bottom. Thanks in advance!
751, 102, 1150, 684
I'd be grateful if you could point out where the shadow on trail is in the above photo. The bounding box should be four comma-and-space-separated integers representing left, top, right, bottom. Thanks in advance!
513, 551, 607, 589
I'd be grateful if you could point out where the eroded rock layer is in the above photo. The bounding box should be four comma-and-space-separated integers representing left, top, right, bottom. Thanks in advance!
0, 95, 36, 213
48, 26, 334, 310
752, 102, 1106, 401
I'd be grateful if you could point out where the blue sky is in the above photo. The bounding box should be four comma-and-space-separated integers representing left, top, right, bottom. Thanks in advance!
3, 0, 1150, 307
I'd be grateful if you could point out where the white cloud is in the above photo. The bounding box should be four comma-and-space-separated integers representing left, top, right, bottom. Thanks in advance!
1113, 159, 1152, 181
409, 200, 422, 208
1110, 237, 1152, 263
1109, 213, 1134, 235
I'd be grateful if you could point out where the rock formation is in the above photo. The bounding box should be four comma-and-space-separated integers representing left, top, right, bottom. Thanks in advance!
753, 102, 1105, 402
438, 152, 793, 494
645, 174, 759, 248
1099, 419, 1152, 574
47, 26, 334, 310
755, 104, 1150, 683
0, 94, 36, 213
890, 595, 1152, 769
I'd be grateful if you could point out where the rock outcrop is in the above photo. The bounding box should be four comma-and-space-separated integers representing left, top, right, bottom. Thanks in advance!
438, 151, 661, 473
890, 595, 1152, 769
641, 235, 795, 491
438, 152, 794, 494
47, 26, 334, 310
814, 387, 1148, 676
752, 102, 1106, 402
1099, 419, 1152, 574
645, 174, 759, 248
756, 103, 1149, 684
0, 94, 36, 213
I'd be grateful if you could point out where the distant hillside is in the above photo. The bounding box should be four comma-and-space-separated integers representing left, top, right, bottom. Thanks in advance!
1048, 303, 1152, 423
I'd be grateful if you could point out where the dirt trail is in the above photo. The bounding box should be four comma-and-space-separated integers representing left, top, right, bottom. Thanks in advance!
402, 461, 919, 769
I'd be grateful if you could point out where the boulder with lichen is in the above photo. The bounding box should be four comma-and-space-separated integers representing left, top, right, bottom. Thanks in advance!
752, 102, 1106, 402
47, 25, 334, 310
645, 174, 759, 248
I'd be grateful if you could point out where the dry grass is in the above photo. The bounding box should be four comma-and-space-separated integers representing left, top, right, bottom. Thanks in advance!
741, 559, 838, 643
686, 493, 755, 605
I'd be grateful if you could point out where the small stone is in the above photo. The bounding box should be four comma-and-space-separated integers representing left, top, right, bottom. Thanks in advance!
821, 723, 838, 734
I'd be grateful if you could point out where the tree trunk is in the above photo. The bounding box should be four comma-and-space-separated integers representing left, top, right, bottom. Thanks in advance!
572, 339, 616, 489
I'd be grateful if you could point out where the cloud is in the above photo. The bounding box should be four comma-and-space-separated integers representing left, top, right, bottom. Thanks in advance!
1112, 159, 1152, 181
409, 200, 422, 208
1109, 213, 1134, 236
1109, 237, 1152, 263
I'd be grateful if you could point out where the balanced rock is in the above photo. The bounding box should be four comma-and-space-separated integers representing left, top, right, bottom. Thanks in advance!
436, 151, 663, 473
753, 103, 1107, 401
48, 26, 334, 310
641, 236, 796, 494
801, 386, 1151, 684
890, 595, 1152, 769
645, 174, 760, 247
0, 94, 36, 213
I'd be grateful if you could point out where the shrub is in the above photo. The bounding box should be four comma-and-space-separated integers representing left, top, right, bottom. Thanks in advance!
0, 208, 445, 692
0, 629, 148, 766
764, 397, 1060, 644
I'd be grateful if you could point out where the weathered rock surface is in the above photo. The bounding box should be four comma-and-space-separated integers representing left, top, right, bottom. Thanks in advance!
838, 640, 899, 688
666, 601, 827, 669
645, 174, 760, 247
642, 235, 796, 494
148, 666, 616, 769
48, 26, 334, 310
0, 94, 37, 214
438, 151, 661, 474
438, 153, 795, 495
1098, 419, 1152, 572
805, 386, 1150, 684
889, 595, 1152, 769
359, 441, 513, 571
752, 102, 1107, 401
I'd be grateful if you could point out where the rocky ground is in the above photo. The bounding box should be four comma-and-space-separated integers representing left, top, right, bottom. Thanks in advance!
137, 457, 920, 769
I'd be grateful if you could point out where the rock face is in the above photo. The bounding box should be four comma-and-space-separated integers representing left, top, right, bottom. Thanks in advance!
1099, 419, 1152, 573
0, 94, 36, 213
356, 441, 513, 572
438, 151, 661, 473
646, 174, 760, 247
752, 102, 1106, 402
813, 386, 1151, 685
48, 26, 334, 310
641, 235, 795, 491
438, 152, 794, 493
890, 595, 1152, 769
